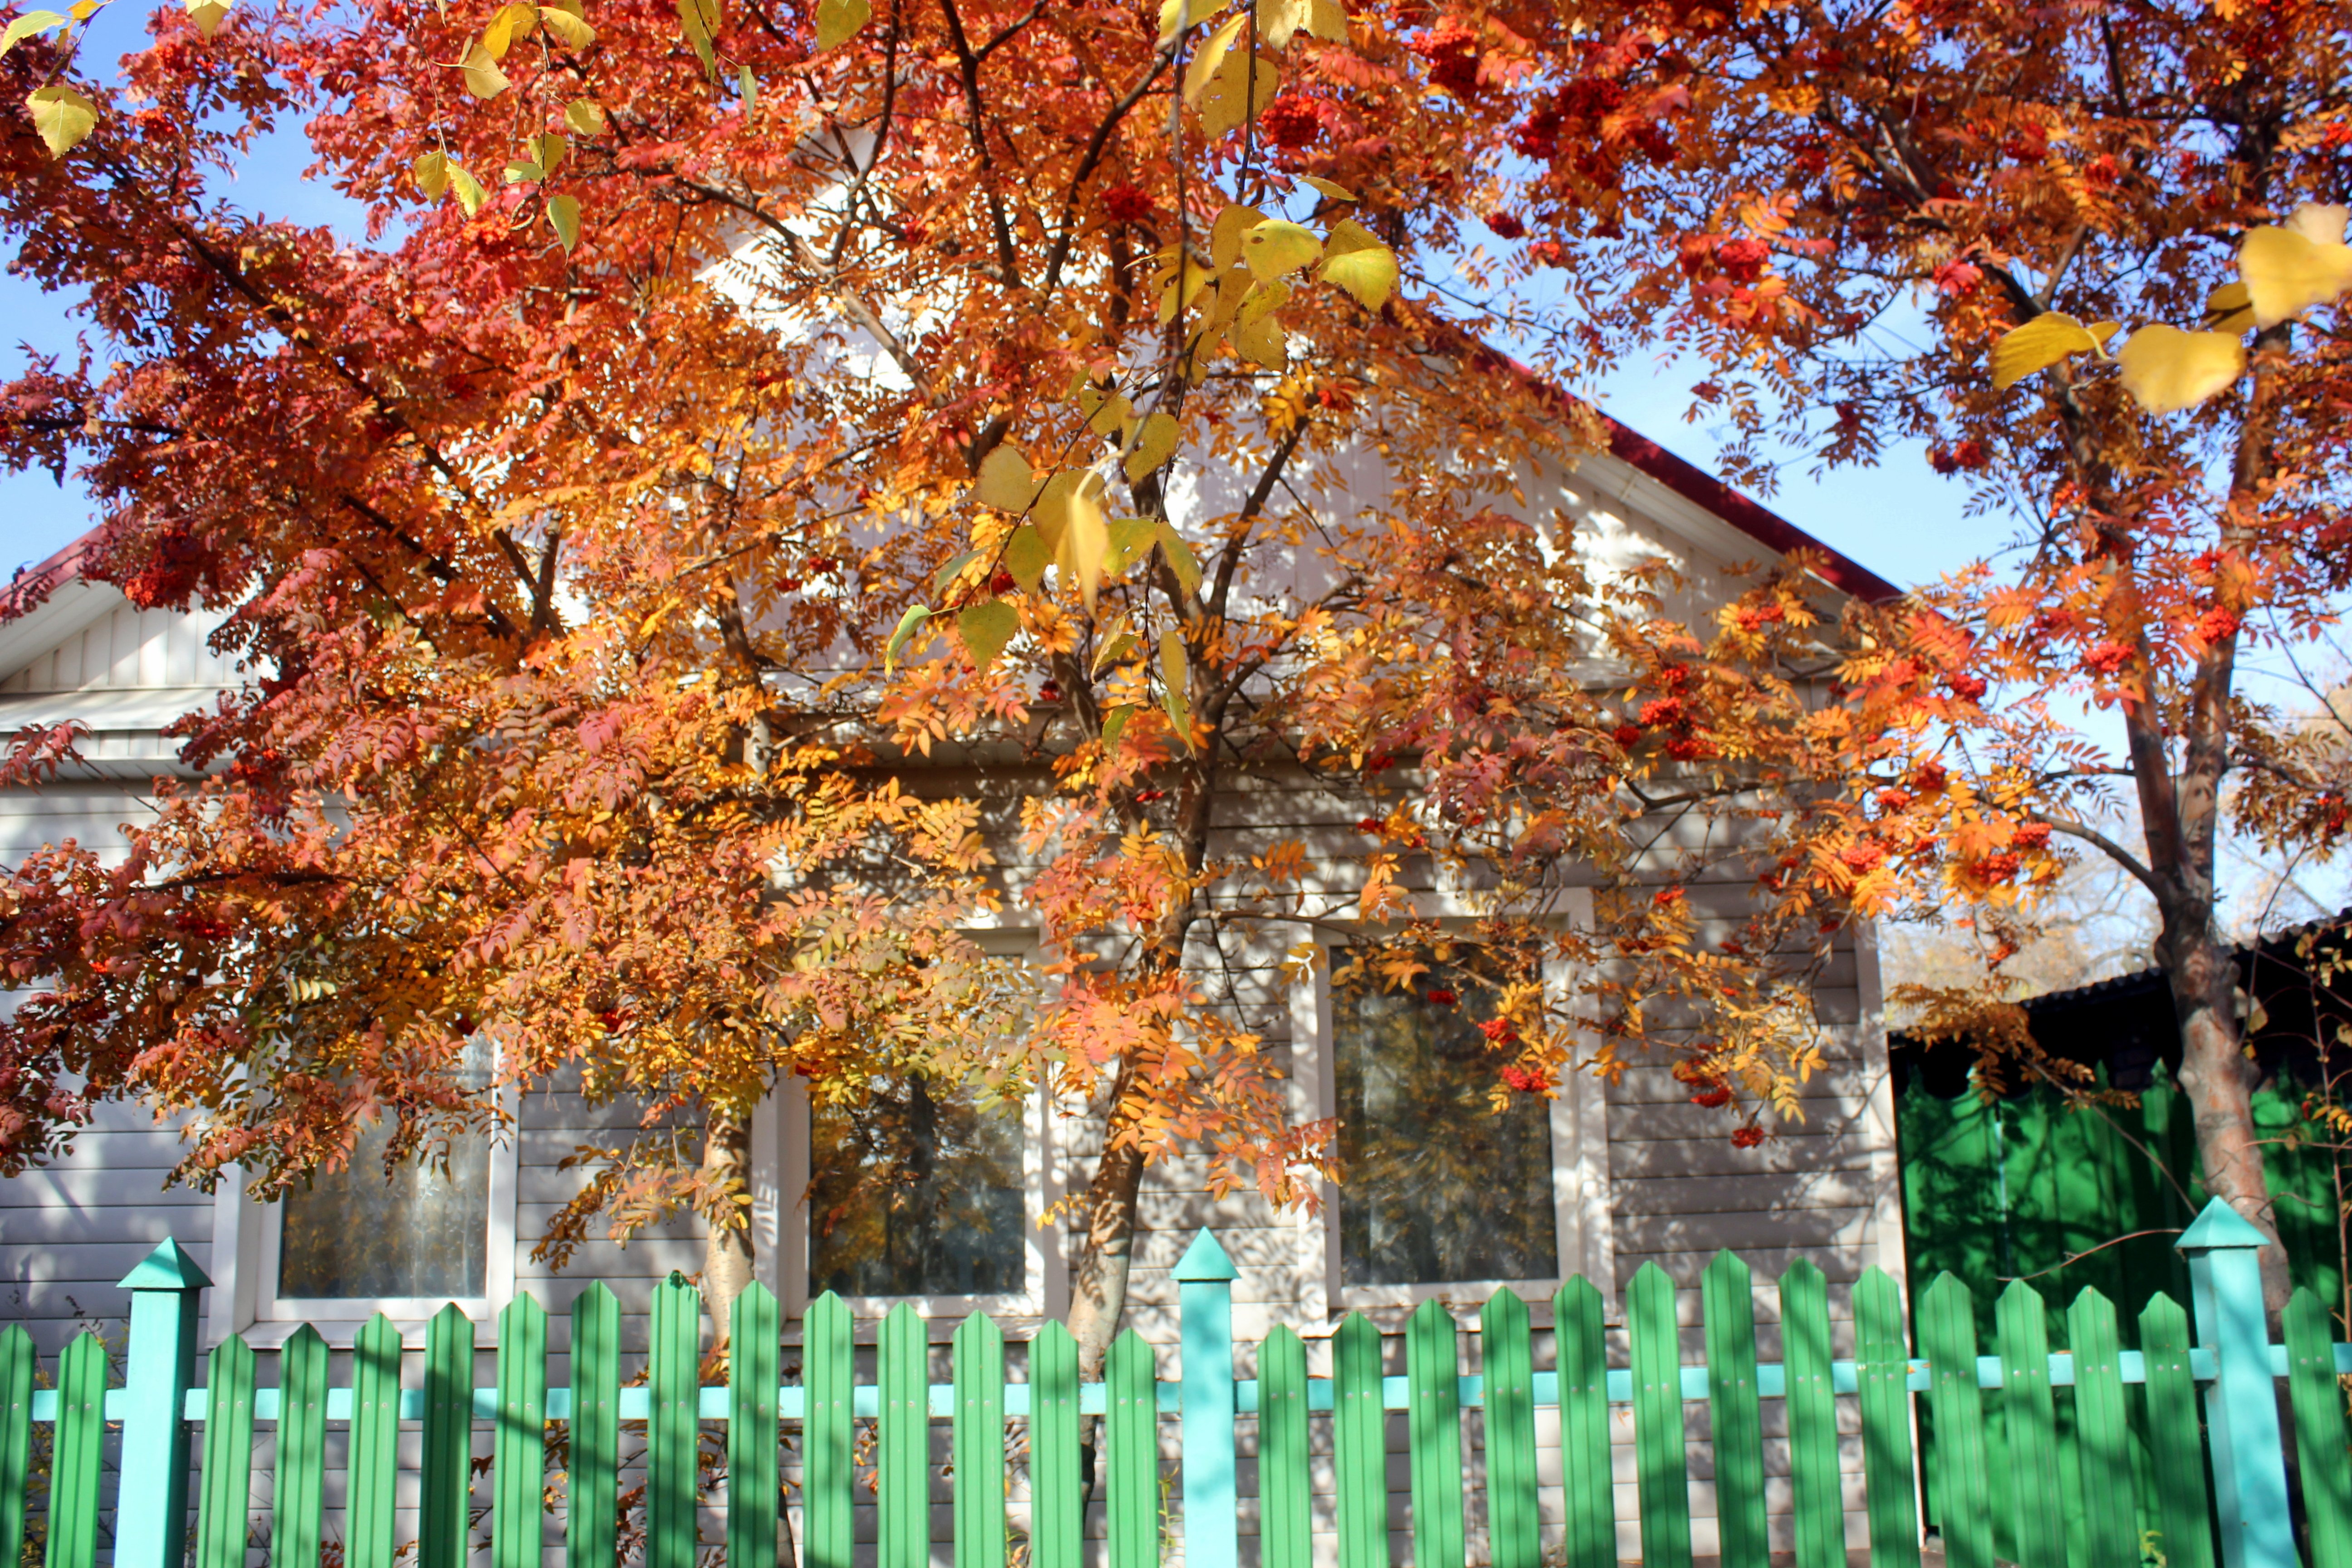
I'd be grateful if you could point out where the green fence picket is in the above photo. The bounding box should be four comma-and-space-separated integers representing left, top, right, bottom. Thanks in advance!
193, 1334, 256, 1568
2138, 1293, 2214, 1568
649, 1274, 701, 1568
421, 1303, 477, 1568
1919, 1274, 1993, 1568
1405, 1298, 1466, 1568
1028, 1320, 1082, 1568
568, 1283, 621, 1568
1556, 1275, 1615, 1568
728, 1285, 781, 1568
1332, 1313, 1385, 1568
274, 1325, 330, 1568
44, 1332, 106, 1568
493, 1294, 549, 1568
1993, 1281, 2063, 1568
953, 1311, 1006, 1568
1702, 1252, 1768, 1568
0, 1327, 29, 1568
2286, 1288, 2352, 1568
1628, 1263, 1692, 1568
879, 1302, 930, 1568
1479, 1290, 1539, 1568
1778, 1261, 1842, 1568
1257, 1325, 1311, 1568
1104, 1328, 1158, 1568
803, 1292, 854, 1568
347, 1313, 403, 1568
2067, 1288, 2139, 1568
1855, 1269, 1920, 1568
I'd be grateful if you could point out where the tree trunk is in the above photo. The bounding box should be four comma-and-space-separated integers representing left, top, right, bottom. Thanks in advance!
700, 1107, 756, 1349
1066, 1052, 1150, 1382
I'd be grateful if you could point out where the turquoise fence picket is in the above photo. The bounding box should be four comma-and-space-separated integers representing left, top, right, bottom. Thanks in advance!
10, 1198, 2341, 1568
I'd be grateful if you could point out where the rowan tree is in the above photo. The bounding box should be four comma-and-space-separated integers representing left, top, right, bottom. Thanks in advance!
1480, 0, 2352, 1305
3, 0, 1913, 1362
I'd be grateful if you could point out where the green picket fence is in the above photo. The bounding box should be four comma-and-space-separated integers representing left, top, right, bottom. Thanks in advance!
5, 1202, 2347, 1568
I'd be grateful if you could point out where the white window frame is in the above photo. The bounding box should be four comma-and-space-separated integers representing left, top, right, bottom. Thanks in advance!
1298, 889, 1615, 1316
770, 927, 1066, 1332
206, 1088, 519, 1346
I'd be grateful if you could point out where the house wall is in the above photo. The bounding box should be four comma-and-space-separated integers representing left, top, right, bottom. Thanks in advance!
0, 464, 1907, 1564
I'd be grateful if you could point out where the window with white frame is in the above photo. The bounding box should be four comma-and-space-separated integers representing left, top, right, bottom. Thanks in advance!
1306, 905, 1614, 1310
775, 929, 1063, 1321
209, 1039, 519, 1341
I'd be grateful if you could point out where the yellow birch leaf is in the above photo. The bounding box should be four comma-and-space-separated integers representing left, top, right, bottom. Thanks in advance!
185, 0, 229, 37
26, 83, 95, 157
1031, 470, 1080, 556
1230, 313, 1286, 369
738, 61, 757, 113
1078, 384, 1133, 437
1123, 411, 1179, 481
973, 443, 1043, 512
1101, 704, 1136, 754
1987, 312, 2099, 391
2205, 279, 2254, 335
1183, 10, 1249, 103
885, 604, 931, 671
2239, 225, 2352, 329
1318, 218, 1396, 308
548, 192, 581, 251
1306, 0, 1345, 39
1256, 0, 1308, 49
459, 38, 510, 97
1091, 612, 1133, 672
1199, 48, 1276, 138
1210, 204, 1268, 271
1106, 517, 1158, 576
1059, 472, 1110, 612
564, 97, 607, 135
532, 132, 567, 172
1155, 246, 1213, 323
2116, 324, 2245, 414
448, 162, 489, 215
814, 0, 866, 49
1235, 278, 1288, 325
1003, 524, 1050, 594
4, 3, 68, 48
1156, 0, 1195, 41
1243, 219, 1321, 282
480, 1, 535, 58
1160, 629, 1194, 750
413, 148, 451, 198
538, 5, 592, 45
1302, 175, 1356, 201
1155, 522, 1201, 597
2286, 203, 2349, 247
957, 600, 1019, 672
505, 158, 544, 184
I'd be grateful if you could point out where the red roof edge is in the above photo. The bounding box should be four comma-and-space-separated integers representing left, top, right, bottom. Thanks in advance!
1598, 417, 1905, 604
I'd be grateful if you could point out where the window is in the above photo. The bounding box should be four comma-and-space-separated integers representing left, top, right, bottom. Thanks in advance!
806, 1074, 1029, 1297
207, 1042, 519, 1343
1304, 904, 1614, 1311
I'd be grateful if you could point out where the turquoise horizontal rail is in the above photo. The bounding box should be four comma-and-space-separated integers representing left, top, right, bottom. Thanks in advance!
32, 1340, 2352, 1425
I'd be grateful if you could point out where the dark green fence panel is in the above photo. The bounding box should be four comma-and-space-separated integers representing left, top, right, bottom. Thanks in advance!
1479, 1289, 1539, 1568
2138, 1293, 2214, 1568
952, 1310, 1005, 1568
728, 1285, 780, 1568
1778, 1260, 1843, 1568
1994, 1280, 2064, 1568
567, 1283, 621, 1568
1919, 1274, 1993, 1568
1702, 1251, 1768, 1568
1103, 1328, 1158, 1568
1257, 1324, 1311, 1568
1332, 1313, 1385, 1568
801, 1291, 853, 1568
1855, 1269, 1919, 1568
0, 1327, 29, 1568
492, 1294, 548, 1568
879, 1303, 929, 1568
1028, 1320, 1082, 1568
1405, 1298, 1465, 1568
421, 1304, 476, 1568
2288, 1287, 2352, 1568
2067, 1287, 2138, 1568
1628, 1262, 1692, 1568
46, 1333, 105, 1568
1555, 1276, 1615, 1568
647, 1274, 701, 1568
193, 1335, 255, 1568
346, 1313, 402, 1568
274, 1325, 329, 1568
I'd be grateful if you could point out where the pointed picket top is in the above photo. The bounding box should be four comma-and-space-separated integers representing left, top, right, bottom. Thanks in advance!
118, 1235, 212, 1291
1173, 1228, 1237, 1283
2177, 1196, 2271, 1253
